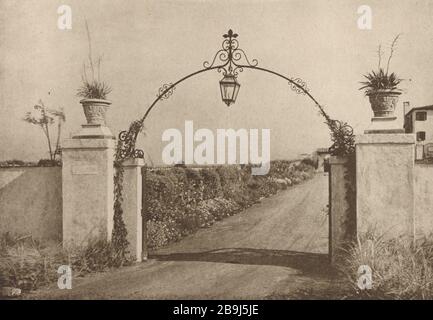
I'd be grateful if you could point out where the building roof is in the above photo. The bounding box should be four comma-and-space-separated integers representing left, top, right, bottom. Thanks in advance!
316, 148, 330, 154
406, 105, 433, 116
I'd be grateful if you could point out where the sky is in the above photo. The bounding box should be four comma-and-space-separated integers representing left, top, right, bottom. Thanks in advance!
1, 0, 433, 163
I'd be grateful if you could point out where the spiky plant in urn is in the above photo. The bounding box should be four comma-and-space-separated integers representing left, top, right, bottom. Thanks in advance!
76, 21, 113, 138
360, 35, 403, 118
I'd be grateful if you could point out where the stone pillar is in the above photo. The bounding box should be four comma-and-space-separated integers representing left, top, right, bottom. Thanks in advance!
329, 156, 355, 264
121, 158, 146, 262
62, 125, 115, 247
355, 133, 415, 239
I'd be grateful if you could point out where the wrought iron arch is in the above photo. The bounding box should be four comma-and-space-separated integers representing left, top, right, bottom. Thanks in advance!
116, 29, 354, 161
112, 29, 356, 258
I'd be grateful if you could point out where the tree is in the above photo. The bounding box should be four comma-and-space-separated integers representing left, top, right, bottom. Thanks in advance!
23, 100, 66, 161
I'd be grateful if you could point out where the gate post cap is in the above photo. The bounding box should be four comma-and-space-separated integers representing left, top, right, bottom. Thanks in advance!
121, 158, 145, 167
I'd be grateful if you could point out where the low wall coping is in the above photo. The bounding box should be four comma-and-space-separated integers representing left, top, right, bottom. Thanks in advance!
415, 162, 433, 167
355, 133, 415, 145
0, 165, 61, 170
122, 158, 146, 167
62, 138, 115, 150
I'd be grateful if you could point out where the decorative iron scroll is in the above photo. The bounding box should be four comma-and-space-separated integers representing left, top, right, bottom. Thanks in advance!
116, 119, 144, 160
158, 83, 176, 100
203, 29, 258, 77
289, 77, 309, 95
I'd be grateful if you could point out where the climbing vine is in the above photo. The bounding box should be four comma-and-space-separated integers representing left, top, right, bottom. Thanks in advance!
112, 120, 145, 262
112, 163, 129, 262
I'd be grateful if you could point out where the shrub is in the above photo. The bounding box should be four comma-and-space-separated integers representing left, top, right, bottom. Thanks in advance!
301, 157, 317, 168
147, 219, 181, 249
144, 160, 315, 250
200, 168, 223, 199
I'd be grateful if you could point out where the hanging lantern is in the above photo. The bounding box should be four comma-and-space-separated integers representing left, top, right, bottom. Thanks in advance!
219, 74, 240, 106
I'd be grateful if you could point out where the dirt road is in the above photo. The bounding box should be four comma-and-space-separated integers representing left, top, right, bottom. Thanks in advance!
29, 174, 343, 299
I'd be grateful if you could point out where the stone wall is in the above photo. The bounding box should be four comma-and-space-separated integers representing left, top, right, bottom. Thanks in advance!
356, 134, 415, 239
354, 133, 433, 241
414, 163, 433, 238
0, 166, 62, 241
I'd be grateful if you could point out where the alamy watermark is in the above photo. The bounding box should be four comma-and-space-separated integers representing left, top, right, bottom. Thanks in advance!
57, 265, 72, 290
357, 264, 372, 290
162, 121, 270, 175
357, 5, 372, 30
57, 5, 72, 30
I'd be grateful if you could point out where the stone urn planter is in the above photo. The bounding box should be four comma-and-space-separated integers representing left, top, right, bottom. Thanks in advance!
80, 98, 112, 125
367, 89, 401, 118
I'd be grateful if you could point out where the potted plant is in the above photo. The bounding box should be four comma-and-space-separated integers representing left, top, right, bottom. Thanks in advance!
77, 81, 112, 125
77, 21, 112, 125
360, 35, 403, 118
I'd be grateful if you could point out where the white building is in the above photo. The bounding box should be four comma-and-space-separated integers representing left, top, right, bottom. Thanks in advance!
404, 102, 433, 159
313, 148, 330, 172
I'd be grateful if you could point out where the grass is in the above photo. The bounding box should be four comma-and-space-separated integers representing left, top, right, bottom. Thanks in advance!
0, 232, 131, 293
340, 232, 433, 299
77, 80, 111, 100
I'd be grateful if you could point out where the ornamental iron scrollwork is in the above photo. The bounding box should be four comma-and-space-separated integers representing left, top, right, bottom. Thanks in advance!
289, 77, 310, 95
116, 119, 145, 160
203, 29, 258, 77
158, 83, 176, 100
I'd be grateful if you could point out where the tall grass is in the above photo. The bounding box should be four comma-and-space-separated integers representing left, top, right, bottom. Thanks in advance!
341, 232, 433, 299
0, 233, 131, 292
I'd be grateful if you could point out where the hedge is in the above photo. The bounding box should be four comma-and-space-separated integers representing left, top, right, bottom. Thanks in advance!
144, 160, 315, 249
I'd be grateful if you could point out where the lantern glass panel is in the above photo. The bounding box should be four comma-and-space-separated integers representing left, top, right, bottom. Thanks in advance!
219, 76, 240, 106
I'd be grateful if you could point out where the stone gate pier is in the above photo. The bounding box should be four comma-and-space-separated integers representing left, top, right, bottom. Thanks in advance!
62, 124, 115, 247
329, 108, 433, 264
61, 108, 144, 261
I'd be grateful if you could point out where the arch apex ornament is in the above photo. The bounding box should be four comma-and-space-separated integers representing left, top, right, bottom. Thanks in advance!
223, 29, 238, 39
203, 29, 258, 79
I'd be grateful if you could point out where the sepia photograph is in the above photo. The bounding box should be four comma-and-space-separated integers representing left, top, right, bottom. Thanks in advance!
1, 0, 433, 307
